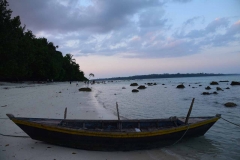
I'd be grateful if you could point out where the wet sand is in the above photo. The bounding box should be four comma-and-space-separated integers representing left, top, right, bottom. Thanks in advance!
0, 82, 178, 160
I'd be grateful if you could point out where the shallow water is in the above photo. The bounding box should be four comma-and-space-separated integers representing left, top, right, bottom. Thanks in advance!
92, 75, 240, 160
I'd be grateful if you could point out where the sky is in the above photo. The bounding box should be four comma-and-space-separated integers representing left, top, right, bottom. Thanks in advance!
8, 0, 240, 78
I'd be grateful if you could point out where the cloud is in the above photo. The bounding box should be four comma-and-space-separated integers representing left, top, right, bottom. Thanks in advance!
209, 20, 240, 46
183, 18, 230, 38
6, 0, 240, 60
8, 0, 162, 34
138, 8, 167, 28
183, 16, 202, 26
171, 0, 192, 3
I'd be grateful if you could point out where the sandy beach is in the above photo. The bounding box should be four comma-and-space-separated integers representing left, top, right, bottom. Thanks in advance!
0, 82, 177, 160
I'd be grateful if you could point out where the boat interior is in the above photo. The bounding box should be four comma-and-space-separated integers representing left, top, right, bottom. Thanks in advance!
14, 116, 213, 132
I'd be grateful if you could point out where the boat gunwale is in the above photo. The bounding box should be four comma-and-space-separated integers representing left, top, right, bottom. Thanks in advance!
10, 116, 220, 138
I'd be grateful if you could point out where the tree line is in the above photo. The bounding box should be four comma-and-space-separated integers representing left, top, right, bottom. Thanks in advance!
0, 0, 87, 82
96, 73, 229, 81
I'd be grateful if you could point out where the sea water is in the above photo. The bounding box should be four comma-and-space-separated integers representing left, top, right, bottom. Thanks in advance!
92, 75, 240, 160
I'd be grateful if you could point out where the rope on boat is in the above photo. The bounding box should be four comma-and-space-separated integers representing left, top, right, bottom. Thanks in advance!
0, 133, 30, 138
221, 117, 240, 127
168, 124, 190, 147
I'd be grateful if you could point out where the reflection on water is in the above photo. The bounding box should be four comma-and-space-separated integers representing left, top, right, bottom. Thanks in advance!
163, 137, 221, 160
92, 75, 240, 159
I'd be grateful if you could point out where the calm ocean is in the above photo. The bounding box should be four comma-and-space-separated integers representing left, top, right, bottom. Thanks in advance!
91, 75, 240, 160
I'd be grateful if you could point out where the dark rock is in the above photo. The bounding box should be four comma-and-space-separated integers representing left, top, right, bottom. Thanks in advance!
122, 87, 126, 89
213, 91, 218, 94
219, 80, 229, 82
147, 83, 153, 86
79, 88, 91, 92
216, 87, 223, 91
205, 86, 211, 90
162, 84, 165, 85
189, 85, 191, 86
137, 85, 146, 89
210, 81, 219, 85
230, 81, 240, 85
224, 102, 237, 107
176, 84, 185, 88
153, 83, 157, 85
130, 83, 138, 86
132, 89, 139, 92
192, 87, 195, 88
202, 92, 210, 95
199, 85, 202, 86
225, 87, 230, 89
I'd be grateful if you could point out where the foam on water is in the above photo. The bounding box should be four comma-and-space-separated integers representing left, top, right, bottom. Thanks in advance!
92, 75, 240, 159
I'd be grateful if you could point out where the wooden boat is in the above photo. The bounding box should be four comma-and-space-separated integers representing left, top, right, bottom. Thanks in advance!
6, 113, 221, 151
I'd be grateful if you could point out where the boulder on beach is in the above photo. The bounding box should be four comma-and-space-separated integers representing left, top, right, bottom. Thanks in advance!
205, 86, 211, 90
176, 84, 185, 88
199, 85, 202, 86
210, 81, 219, 85
213, 91, 218, 94
216, 87, 223, 91
153, 83, 157, 85
224, 102, 237, 107
130, 83, 138, 86
122, 87, 126, 89
230, 81, 240, 85
132, 89, 139, 92
79, 88, 91, 92
226, 87, 230, 89
202, 92, 210, 95
137, 85, 146, 89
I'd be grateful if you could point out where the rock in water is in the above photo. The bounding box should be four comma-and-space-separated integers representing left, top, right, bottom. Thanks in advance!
202, 92, 210, 95
224, 102, 237, 107
137, 85, 146, 89
205, 86, 211, 90
79, 88, 91, 92
210, 81, 219, 85
216, 87, 223, 91
230, 81, 240, 85
132, 89, 139, 92
130, 83, 138, 86
176, 84, 185, 88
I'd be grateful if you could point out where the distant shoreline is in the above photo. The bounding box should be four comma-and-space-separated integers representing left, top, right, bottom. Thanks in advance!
95, 73, 239, 81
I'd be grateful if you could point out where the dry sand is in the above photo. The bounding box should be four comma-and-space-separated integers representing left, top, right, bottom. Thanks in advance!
0, 82, 178, 160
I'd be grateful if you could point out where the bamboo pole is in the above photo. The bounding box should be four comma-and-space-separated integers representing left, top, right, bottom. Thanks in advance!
64, 107, 67, 119
116, 102, 120, 121
116, 102, 121, 130
185, 98, 195, 124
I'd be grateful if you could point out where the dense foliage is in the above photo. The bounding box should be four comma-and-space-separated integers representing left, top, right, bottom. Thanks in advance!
0, 0, 87, 81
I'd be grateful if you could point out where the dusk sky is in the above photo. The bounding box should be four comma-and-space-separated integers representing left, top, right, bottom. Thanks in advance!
8, 0, 240, 78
